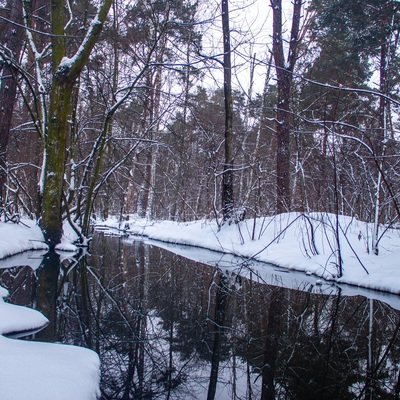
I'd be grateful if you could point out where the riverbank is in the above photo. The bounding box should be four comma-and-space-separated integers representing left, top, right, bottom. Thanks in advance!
0, 220, 100, 400
2, 212, 400, 295
99, 212, 400, 295
0, 219, 47, 258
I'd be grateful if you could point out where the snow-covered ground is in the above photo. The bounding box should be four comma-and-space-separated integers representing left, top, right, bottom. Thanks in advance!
0, 220, 100, 400
99, 212, 400, 295
0, 219, 47, 258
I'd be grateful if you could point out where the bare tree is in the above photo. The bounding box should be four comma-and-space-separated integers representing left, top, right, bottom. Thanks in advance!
20, 0, 112, 248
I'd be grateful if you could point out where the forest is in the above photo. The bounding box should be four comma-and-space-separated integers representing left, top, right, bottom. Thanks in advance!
0, 0, 399, 251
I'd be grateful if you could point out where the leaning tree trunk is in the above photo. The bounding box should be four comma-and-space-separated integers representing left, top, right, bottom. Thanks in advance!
41, 79, 73, 247
39, 0, 112, 248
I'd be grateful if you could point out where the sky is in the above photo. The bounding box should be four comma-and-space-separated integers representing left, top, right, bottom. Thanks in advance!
197, 0, 273, 94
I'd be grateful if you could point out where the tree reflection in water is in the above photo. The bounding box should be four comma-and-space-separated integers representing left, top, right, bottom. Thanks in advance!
1, 233, 400, 399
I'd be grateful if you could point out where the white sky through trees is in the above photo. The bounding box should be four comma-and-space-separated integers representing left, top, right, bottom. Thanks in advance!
198, 0, 307, 95
198, 0, 272, 94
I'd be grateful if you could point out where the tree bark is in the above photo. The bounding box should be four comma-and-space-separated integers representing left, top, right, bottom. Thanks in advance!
39, 0, 112, 248
270, 0, 302, 213
372, 23, 391, 255
0, 0, 24, 203
221, 0, 234, 221
41, 79, 72, 246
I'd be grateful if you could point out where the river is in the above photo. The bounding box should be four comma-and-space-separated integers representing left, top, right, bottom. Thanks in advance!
1, 232, 400, 399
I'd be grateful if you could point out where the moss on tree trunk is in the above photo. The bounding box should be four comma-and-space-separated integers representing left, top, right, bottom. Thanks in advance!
40, 79, 72, 248
37, 0, 112, 248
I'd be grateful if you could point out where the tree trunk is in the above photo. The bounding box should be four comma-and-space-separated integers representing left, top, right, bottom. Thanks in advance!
38, 0, 112, 248
221, 0, 234, 221
275, 71, 292, 213
41, 79, 72, 246
0, 0, 24, 203
372, 30, 390, 255
270, 0, 302, 213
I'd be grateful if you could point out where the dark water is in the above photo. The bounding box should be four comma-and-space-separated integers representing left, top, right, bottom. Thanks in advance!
1, 233, 400, 399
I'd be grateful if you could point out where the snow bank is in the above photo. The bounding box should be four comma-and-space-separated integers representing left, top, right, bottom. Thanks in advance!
0, 220, 100, 400
55, 220, 80, 252
100, 212, 400, 295
0, 218, 82, 256
0, 290, 101, 400
0, 295, 48, 336
0, 220, 48, 259
0, 334, 100, 400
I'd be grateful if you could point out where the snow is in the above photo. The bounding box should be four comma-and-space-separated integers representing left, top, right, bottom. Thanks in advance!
0, 219, 100, 400
0, 296, 48, 337
0, 219, 47, 259
0, 335, 100, 400
55, 220, 80, 252
99, 212, 400, 296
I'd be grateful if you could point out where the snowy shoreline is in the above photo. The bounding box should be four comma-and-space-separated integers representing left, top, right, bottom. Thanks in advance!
97, 212, 400, 296
0, 220, 100, 400
0, 220, 48, 260
2, 212, 400, 297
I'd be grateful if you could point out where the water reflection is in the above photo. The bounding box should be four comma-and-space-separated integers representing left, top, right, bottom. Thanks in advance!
1, 234, 400, 399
